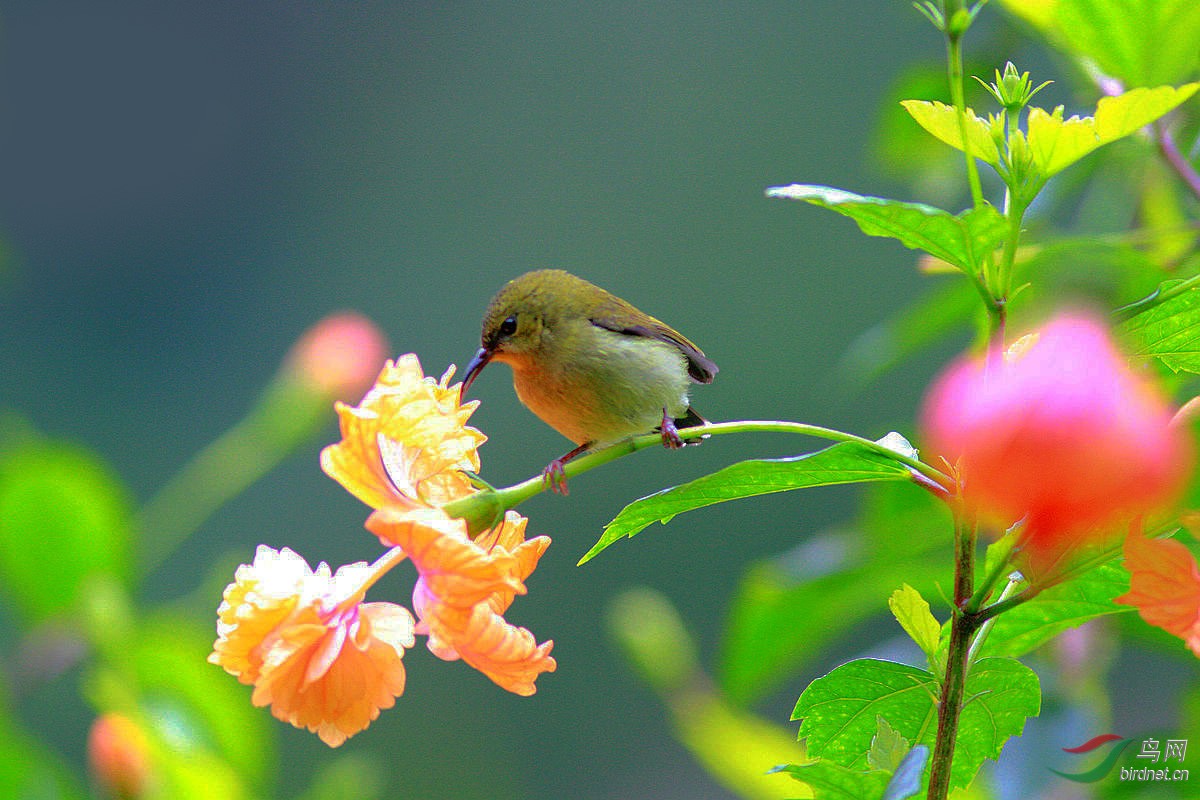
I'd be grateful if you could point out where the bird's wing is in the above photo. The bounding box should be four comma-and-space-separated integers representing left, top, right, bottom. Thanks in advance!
589, 316, 719, 384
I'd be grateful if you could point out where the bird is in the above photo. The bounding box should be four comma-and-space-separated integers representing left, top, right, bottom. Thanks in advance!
460, 269, 718, 494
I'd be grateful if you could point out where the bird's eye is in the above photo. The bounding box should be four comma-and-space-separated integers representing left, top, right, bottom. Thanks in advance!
499, 315, 518, 336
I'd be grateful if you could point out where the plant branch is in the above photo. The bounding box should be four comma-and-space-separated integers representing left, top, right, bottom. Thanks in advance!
927, 507, 979, 800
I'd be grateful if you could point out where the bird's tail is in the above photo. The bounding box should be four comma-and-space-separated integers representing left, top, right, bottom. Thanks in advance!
674, 406, 709, 446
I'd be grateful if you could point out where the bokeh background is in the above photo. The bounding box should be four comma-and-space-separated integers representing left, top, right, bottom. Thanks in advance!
3, 3, 1187, 799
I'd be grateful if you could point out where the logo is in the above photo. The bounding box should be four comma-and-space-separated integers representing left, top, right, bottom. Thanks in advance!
1052, 734, 1190, 784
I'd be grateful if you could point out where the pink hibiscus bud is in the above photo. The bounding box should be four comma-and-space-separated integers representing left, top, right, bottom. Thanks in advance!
286, 312, 390, 401
920, 312, 1193, 569
87, 713, 151, 799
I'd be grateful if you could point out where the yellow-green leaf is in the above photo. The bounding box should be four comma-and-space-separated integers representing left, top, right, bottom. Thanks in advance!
1029, 84, 1200, 177
888, 584, 942, 663
900, 100, 1001, 166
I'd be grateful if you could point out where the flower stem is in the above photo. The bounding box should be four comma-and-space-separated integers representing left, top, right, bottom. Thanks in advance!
927, 507, 979, 800
137, 375, 328, 579
944, 11, 984, 209
487, 420, 952, 511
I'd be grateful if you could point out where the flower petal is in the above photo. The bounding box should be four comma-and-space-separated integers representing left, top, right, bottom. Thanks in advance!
367, 507, 525, 607
320, 354, 486, 510
1117, 532, 1200, 656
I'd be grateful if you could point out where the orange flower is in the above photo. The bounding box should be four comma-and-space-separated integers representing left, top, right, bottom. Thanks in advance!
367, 507, 556, 695
320, 354, 486, 511
209, 546, 415, 747
1117, 532, 1200, 657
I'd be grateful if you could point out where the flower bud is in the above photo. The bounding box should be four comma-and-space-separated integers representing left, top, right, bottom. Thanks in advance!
286, 312, 390, 401
87, 713, 151, 799
921, 312, 1193, 569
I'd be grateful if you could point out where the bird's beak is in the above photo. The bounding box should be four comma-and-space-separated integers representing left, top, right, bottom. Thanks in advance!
460, 346, 493, 398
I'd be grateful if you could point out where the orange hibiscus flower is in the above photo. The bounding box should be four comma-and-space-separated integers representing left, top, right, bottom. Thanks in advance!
368, 507, 556, 695
209, 546, 415, 746
320, 354, 486, 511
1117, 532, 1200, 657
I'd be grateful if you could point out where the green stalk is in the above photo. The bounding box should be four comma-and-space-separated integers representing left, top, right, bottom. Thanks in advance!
927, 508, 979, 800
443, 420, 952, 532
945, 16, 984, 209
137, 375, 327, 578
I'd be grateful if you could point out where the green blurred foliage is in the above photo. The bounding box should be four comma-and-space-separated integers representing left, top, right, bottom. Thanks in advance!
0, 437, 132, 623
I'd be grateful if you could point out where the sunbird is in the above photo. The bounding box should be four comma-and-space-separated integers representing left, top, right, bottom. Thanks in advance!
461, 269, 718, 493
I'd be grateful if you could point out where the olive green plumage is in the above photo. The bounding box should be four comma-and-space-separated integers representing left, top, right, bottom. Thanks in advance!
462, 270, 717, 489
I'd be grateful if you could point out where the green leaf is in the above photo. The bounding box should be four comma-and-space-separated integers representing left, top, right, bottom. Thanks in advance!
0, 440, 133, 623
794, 657, 1040, 791
720, 483, 952, 706
1027, 84, 1200, 178
765, 184, 1007, 273
579, 440, 916, 564
132, 617, 276, 788
899, 101, 1002, 166
794, 659, 939, 771
1003, 0, 1200, 87
888, 585, 942, 665
949, 657, 1041, 789
975, 563, 1131, 659
773, 762, 890, 799
1120, 279, 1200, 373
868, 717, 911, 773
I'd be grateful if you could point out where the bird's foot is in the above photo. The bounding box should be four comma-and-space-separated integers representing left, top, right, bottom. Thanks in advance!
659, 410, 685, 450
542, 459, 570, 495
541, 442, 592, 495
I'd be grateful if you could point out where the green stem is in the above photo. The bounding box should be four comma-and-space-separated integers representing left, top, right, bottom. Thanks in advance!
137, 376, 326, 578
1113, 270, 1200, 322
967, 574, 1022, 662
946, 26, 984, 209
493, 420, 950, 510
927, 508, 978, 800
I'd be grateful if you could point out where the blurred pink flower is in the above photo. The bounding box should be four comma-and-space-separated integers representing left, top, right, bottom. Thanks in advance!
88, 713, 152, 799
287, 312, 390, 400
921, 312, 1192, 570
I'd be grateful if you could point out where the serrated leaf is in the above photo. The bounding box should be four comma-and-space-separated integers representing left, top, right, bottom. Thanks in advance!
1120, 281, 1200, 373
579, 441, 915, 564
765, 184, 1006, 273
794, 657, 1040, 791
975, 563, 1131, 659
949, 657, 1041, 789
888, 585, 942, 664
773, 762, 890, 799
793, 659, 939, 771
899, 100, 1002, 166
0, 440, 133, 623
882, 745, 929, 800
1027, 84, 1200, 177
868, 716, 911, 772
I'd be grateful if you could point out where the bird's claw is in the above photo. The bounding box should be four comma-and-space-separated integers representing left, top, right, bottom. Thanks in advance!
660, 411, 685, 450
542, 459, 570, 495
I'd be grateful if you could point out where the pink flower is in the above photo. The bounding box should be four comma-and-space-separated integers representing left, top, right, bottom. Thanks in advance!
921, 312, 1193, 570
286, 312, 390, 401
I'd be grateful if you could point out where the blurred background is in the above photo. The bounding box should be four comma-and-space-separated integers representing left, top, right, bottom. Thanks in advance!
2, 2, 1194, 799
